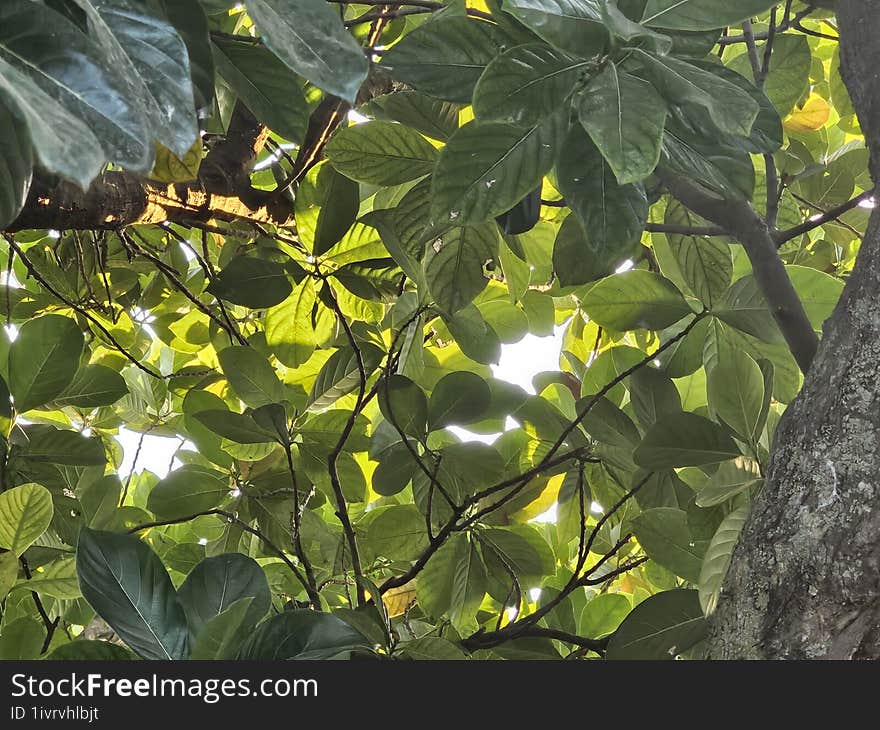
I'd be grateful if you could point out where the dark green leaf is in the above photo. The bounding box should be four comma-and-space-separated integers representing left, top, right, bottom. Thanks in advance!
634, 412, 741, 468
326, 121, 437, 186
207, 256, 292, 309
640, 1, 778, 31
502, 0, 607, 55
431, 116, 562, 226
212, 37, 309, 143
236, 609, 372, 659
178, 553, 270, 639
578, 63, 667, 184
428, 371, 492, 430
424, 224, 499, 314
557, 126, 648, 263
473, 43, 588, 126
76, 527, 189, 660
606, 588, 706, 659
245, 0, 368, 103
380, 17, 499, 103
75, 0, 198, 156
0, 100, 32, 229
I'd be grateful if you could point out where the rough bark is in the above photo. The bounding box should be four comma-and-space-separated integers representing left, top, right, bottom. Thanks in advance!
708, 0, 880, 659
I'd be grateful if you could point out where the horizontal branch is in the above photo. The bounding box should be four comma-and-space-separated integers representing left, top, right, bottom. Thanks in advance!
5, 172, 293, 232
773, 189, 875, 247
461, 626, 609, 654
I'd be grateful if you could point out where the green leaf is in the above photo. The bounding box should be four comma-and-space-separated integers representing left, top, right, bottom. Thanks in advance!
634, 50, 758, 137
211, 37, 309, 143
699, 503, 749, 616
786, 265, 845, 331
0, 551, 17, 601
325, 120, 437, 186
707, 349, 765, 441
74, 0, 198, 156
178, 553, 270, 639
155, 0, 215, 110
193, 409, 278, 444
295, 163, 359, 255
430, 115, 562, 226
629, 367, 682, 427
0, 483, 53, 556
396, 636, 467, 659
207, 256, 292, 309
424, 224, 499, 314
18, 425, 106, 465
579, 593, 630, 638
428, 371, 492, 430
553, 214, 627, 286
365, 504, 429, 562
477, 526, 553, 585
147, 464, 230, 518
557, 126, 648, 263
713, 276, 781, 342
417, 533, 486, 633
371, 441, 419, 496
632, 507, 704, 582
473, 43, 588, 127
363, 91, 461, 142
664, 202, 732, 308
380, 17, 499, 103
76, 527, 189, 660
0, 56, 103, 189
45, 640, 134, 660
634, 412, 741, 468
444, 304, 502, 365
727, 34, 810, 118
0, 100, 32, 229
265, 278, 318, 368
578, 63, 667, 184
53, 364, 128, 407
218, 346, 285, 408
606, 588, 706, 659
245, 0, 368, 103
236, 610, 372, 659
580, 271, 691, 331
661, 118, 755, 200
0, 1, 152, 172
13, 557, 80, 599
641, 1, 779, 31
307, 343, 384, 411
0, 617, 43, 660
379, 375, 428, 438
189, 597, 254, 660
8, 314, 83, 412
502, 0, 608, 56
695, 456, 763, 507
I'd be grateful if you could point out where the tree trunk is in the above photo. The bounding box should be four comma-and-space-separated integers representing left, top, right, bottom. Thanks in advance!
708, 0, 880, 659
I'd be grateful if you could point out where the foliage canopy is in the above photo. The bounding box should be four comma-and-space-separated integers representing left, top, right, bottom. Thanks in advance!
0, 0, 870, 660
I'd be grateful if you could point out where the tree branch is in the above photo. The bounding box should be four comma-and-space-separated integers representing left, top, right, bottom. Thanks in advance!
657, 169, 819, 373
774, 189, 875, 247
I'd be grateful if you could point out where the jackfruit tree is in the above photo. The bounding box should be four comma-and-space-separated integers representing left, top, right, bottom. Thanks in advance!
0, 0, 876, 660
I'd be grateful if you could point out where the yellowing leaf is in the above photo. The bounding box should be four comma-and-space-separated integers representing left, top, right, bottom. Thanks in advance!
385, 582, 417, 618
150, 138, 203, 183
783, 95, 831, 133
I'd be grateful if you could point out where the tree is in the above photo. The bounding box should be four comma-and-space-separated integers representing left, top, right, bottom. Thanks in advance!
0, 0, 873, 661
